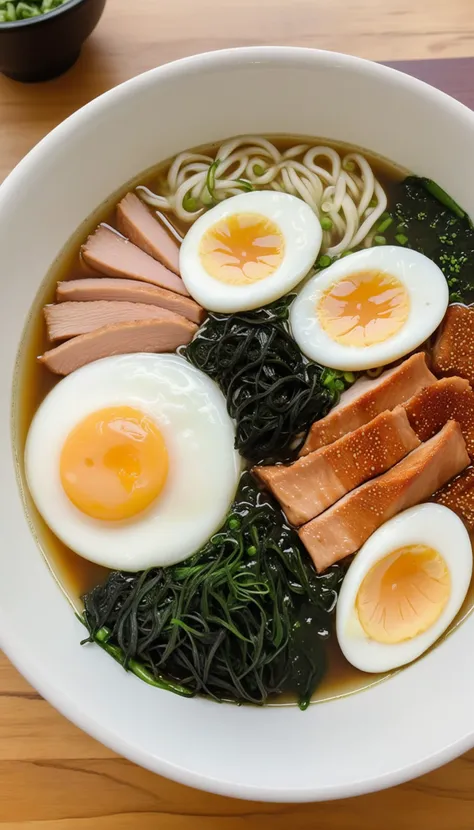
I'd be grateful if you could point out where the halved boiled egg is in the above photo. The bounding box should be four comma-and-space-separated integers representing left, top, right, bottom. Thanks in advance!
179, 191, 322, 312
25, 353, 241, 571
336, 504, 472, 673
290, 246, 449, 371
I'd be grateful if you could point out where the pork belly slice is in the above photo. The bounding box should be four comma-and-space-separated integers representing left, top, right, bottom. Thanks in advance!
39, 317, 197, 376
300, 353, 436, 456
299, 421, 469, 572
82, 225, 189, 296
433, 467, 474, 531
404, 376, 474, 458
56, 278, 205, 325
44, 301, 185, 341
432, 304, 474, 386
254, 407, 420, 525
116, 193, 181, 276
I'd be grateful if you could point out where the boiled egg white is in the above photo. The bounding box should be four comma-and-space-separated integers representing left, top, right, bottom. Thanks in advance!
336, 504, 472, 673
25, 353, 241, 571
179, 190, 322, 312
290, 246, 449, 371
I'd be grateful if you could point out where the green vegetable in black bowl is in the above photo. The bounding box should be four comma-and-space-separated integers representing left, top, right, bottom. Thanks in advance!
0, 0, 107, 82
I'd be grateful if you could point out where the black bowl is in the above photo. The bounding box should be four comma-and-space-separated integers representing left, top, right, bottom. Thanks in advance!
0, 0, 107, 83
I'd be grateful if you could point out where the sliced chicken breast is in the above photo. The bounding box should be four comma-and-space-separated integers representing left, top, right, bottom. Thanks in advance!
56, 278, 205, 325
82, 225, 188, 296
116, 193, 181, 276
39, 317, 197, 376
44, 301, 183, 341
299, 421, 469, 572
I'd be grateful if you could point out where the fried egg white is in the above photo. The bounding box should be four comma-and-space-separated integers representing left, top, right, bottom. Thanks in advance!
336, 504, 472, 673
179, 190, 322, 312
25, 353, 241, 571
290, 246, 449, 371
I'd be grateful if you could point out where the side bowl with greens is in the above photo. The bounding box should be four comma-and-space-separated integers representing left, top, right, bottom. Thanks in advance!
0, 0, 106, 82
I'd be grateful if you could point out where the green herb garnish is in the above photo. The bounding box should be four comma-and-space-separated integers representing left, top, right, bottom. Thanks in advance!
82, 474, 344, 708
385, 175, 474, 302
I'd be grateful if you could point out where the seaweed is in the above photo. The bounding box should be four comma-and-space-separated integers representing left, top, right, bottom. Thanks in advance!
385, 176, 474, 303
184, 297, 335, 462
82, 474, 344, 709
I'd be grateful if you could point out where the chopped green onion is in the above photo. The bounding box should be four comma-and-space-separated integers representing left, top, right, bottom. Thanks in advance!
340, 250, 353, 258
16, 2, 41, 17
206, 159, 220, 199
368, 197, 377, 208
5, 2, 16, 19
374, 235, 386, 245
396, 222, 407, 233
235, 178, 253, 192
182, 192, 198, 212
228, 517, 241, 530
200, 189, 214, 206
366, 366, 384, 378
420, 178, 465, 218
253, 164, 265, 176
0, 10, 6, 19
334, 379, 345, 392
395, 233, 408, 245
343, 371, 356, 384
343, 160, 355, 172
377, 216, 393, 233
247, 545, 257, 556
317, 254, 332, 268
320, 216, 333, 231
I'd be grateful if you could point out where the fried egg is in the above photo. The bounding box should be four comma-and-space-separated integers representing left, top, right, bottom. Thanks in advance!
290, 246, 449, 371
336, 504, 472, 673
25, 354, 241, 570
179, 190, 322, 312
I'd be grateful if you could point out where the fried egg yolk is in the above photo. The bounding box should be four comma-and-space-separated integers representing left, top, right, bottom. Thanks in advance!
317, 269, 410, 347
199, 212, 284, 285
60, 405, 168, 521
356, 545, 451, 644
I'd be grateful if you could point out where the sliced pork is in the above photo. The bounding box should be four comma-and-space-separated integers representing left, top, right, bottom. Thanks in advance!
300, 352, 436, 456
39, 317, 197, 376
44, 301, 185, 342
432, 303, 474, 386
404, 376, 474, 458
299, 421, 469, 572
56, 278, 205, 325
82, 225, 189, 296
116, 193, 181, 276
254, 407, 420, 525
434, 467, 474, 531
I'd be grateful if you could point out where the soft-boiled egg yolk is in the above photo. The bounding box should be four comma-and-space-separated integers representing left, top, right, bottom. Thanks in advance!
199, 212, 285, 285
317, 269, 410, 347
60, 405, 168, 521
356, 544, 451, 645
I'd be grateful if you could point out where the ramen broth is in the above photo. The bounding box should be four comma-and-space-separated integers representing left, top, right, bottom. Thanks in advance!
14, 135, 474, 705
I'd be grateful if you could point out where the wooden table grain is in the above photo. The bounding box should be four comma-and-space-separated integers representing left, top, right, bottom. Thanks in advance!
2, 1, 474, 826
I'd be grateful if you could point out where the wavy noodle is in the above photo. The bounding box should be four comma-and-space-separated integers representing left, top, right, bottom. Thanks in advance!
136, 136, 388, 256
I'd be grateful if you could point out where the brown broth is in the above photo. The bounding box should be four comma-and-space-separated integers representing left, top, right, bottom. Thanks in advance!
12, 134, 474, 706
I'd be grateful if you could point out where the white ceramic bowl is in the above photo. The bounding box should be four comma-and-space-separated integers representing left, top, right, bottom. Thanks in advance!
1, 47, 474, 803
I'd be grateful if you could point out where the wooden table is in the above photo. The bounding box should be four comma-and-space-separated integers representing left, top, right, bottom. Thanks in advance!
2, 1, 474, 826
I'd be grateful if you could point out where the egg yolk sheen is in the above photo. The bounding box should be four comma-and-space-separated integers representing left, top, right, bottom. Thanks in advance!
318, 269, 410, 347
60, 406, 168, 521
356, 545, 451, 645
199, 212, 284, 285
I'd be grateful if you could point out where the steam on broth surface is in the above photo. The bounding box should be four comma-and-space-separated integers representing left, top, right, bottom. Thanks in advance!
14, 134, 474, 708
